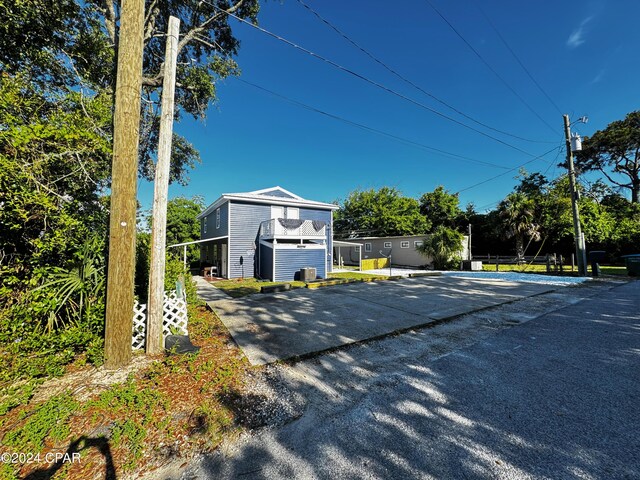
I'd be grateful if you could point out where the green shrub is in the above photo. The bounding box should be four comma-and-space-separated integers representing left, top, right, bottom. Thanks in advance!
2, 392, 78, 451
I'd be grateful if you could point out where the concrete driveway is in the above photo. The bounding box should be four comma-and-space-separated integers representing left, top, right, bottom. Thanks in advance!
183, 280, 639, 480
203, 276, 558, 365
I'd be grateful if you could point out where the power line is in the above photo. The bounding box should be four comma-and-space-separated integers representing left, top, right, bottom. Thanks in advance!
294, 0, 554, 145
237, 78, 511, 170
474, 2, 563, 116
469, 143, 565, 212
455, 144, 563, 194
423, 0, 558, 135
207, 1, 550, 160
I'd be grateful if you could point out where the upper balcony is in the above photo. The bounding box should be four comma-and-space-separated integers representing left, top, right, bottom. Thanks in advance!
259, 218, 327, 240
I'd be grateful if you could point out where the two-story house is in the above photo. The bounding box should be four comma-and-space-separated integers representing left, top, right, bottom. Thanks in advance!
197, 187, 337, 281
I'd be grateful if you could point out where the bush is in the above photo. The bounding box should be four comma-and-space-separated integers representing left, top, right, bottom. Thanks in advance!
418, 226, 464, 270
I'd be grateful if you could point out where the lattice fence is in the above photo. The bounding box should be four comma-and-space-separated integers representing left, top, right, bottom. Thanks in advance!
132, 290, 188, 350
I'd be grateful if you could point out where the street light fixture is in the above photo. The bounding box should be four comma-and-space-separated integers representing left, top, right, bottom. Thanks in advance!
563, 114, 588, 276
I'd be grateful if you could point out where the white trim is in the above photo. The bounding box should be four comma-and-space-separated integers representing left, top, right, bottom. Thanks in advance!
272, 243, 326, 250
247, 186, 304, 200
168, 236, 227, 248
198, 193, 338, 219
227, 202, 231, 278
272, 239, 277, 281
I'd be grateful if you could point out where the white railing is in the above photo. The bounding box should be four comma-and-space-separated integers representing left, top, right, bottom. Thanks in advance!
260, 218, 326, 239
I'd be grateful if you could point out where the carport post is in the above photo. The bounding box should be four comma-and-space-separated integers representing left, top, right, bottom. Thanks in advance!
183, 245, 187, 270
359, 246, 362, 271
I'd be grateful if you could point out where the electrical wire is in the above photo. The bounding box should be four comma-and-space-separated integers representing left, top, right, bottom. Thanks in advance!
424, 0, 558, 135
295, 0, 554, 144
474, 2, 563, 116
237, 78, 510, 170
455, 144, 563, 194
207, 1, 553, 159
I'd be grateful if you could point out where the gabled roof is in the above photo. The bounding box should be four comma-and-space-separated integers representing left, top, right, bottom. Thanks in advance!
198, 186, 338, 219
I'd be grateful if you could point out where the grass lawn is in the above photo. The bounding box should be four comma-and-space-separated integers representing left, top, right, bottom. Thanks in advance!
213, 277, 306, 298
214, 272, 391, 298
482, 263, 628, 276
329, 271, 390, 281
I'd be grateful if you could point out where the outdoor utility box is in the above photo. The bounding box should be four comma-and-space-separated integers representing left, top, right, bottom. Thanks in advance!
588, 251, 606, 277
300, 267, 317, 282
622, 254, 640, 277
462, 260, 483, 271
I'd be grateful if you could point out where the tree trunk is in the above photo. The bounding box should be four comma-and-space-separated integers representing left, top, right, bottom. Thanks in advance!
632, 178, 639, 203
515, 235, 525, 262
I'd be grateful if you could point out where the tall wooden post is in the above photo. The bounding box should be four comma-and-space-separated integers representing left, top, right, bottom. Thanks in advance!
147, 16, 181, 354
563, 114, 587, 276
104, 0, 146, 369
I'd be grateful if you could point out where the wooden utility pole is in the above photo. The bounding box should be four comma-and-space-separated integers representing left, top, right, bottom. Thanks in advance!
147, 16, 181, 354
563, 114, 587, 277
104, 0, 146, 369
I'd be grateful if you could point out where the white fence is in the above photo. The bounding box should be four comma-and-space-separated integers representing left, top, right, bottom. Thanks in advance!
132, 290, 188, 350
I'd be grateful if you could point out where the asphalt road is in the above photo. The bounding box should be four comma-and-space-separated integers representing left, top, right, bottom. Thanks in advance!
182, 280, 640, 480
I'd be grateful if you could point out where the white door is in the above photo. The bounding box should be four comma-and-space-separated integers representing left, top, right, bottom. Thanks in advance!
221, 244, 228, 278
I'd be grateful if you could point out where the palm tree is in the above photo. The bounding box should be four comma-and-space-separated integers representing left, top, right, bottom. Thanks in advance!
497, 193, 541, 261
417, 226, 464, 270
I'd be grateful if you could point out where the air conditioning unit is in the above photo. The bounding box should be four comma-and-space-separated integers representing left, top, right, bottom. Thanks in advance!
300, 267, 317, 282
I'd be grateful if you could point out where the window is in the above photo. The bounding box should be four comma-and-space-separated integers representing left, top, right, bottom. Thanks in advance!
384, 241, 392, 249
286, 207, 299, 219
414, 240, 424, 248
401, 241, 410, 248
203, 217, 207, 233
216, 208, 220, 229
365, 243, 372, 252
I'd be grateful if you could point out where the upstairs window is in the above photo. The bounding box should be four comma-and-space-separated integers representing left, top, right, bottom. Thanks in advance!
401, 241, 410, 248
365, 243, 372, 252
384, 241, 392, 249
216, 208, 220, 229
203, 217, 207, 233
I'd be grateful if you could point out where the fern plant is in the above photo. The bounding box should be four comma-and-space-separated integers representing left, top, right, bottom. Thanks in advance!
35, 237, 106, 332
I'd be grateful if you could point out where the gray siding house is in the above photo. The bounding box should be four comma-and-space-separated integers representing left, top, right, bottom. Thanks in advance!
337, 234, 469, 268
198, 187, 337, 281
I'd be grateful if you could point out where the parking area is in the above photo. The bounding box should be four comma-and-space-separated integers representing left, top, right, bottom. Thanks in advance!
203, 275, 558, 365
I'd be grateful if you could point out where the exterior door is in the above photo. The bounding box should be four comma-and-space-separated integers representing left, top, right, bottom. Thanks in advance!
221, 243, 228, 278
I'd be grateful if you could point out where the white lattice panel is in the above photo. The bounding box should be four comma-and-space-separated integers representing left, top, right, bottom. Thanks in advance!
131, 290, 188, 350
132, 301, 147, 350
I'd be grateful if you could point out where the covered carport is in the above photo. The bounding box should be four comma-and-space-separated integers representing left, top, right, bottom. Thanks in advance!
168, 235, 228, 276
333, 240, 363, 271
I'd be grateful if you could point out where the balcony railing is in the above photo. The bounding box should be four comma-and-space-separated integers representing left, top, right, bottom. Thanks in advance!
259, 218, 327, 240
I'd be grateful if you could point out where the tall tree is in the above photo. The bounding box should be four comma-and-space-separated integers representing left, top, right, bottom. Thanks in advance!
576, 111, 640, 203
419, 186, 462, 230
1, 0, 261, 184
164, 196, 204, 262
497, 193, 541, 260
335, 187, 428, 237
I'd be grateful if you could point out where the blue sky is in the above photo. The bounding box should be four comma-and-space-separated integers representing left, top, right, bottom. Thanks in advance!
139, 0, 640, 213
